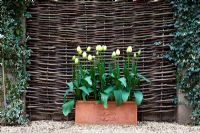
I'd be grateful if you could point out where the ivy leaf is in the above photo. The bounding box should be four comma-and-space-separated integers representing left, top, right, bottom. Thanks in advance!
62, 100, 75, 116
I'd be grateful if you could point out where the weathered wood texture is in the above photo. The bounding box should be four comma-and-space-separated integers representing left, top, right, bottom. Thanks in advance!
26, 0, 176, 121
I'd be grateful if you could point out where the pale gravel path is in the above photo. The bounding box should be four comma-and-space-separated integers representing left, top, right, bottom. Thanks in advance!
1, 121, 200, 133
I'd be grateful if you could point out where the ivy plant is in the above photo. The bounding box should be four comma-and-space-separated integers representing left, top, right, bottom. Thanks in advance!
168, 0, 200, 125
0, 0, 32, 125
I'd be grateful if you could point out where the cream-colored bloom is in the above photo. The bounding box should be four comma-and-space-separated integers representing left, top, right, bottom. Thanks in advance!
82, 51, 87, 59
77, 46, 81, 52
112, 51, 116, 58
99, 45, 103, 51
72, 56, 76, 61
96, 45, 101, 51
78, 49, 82, 55
102, 45, 107, 51
87, 46, 91, 52
138, 49, 141, 55
88, 54, 93, 61
134, 53, 137, 58
92, 55, 95, 59
75, 58, 79, 64
126, 46, 132, 53
116, 49, 120, 56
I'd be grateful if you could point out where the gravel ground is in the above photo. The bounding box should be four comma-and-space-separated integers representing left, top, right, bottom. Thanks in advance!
1, 121, 200, 133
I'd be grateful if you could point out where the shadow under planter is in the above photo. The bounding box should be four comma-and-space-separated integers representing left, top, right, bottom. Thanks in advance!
75, 101, 137, 125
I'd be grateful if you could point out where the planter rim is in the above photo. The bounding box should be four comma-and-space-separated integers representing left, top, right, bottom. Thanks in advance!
76, 100, 136, 104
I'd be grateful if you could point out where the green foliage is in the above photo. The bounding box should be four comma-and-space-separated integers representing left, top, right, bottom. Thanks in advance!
0, 0, 32, 125
168, 1, 200, 125
62, 45, 150, 116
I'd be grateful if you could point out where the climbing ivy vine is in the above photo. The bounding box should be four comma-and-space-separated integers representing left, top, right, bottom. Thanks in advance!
168, 0, 200, 125
0, 0, 32, 125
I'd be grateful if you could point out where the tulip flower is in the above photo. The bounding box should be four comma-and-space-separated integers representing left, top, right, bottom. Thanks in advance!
112, 51, 116, 58
82, 51, 87, 59
87, 46, 91, 52
116, 49, 120, 56
75, 58, 79, 64
88, 54, 93, 61
126, 46, 132, 53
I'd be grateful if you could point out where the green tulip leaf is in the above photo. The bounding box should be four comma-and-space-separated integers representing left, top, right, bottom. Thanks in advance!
134, 91, 143, 106
62, 100, 75, 116
67, 81, 74, 91
84, 76, 92, 86
79, 86, 92, 95
100, 92, 109, 108
122, 90, 130, 102
118, 77, 127, 87
104, 86, 114, 94
114, 90, 123, 106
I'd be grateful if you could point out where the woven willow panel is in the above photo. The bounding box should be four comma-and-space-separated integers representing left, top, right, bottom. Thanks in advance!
26, 0, 176, 121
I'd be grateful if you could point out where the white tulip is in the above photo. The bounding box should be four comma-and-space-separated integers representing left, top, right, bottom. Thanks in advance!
88, 54, 93, 61
99, 45, 103, 51
134, 53, 137, 58
126, 46, 132, 53
75, 58, 79, 64
72, 56, 76, 61
87, 46, 91, 52
77, 46, 81, 52
116, 49, 120, 56
78, 49, 82, 55
102, 45, 107, 51
112, 51, 116, 58
96, 45, 101, 51
82, 51, 87, 59
138, 49, 141, 55
92, 55, 95, 59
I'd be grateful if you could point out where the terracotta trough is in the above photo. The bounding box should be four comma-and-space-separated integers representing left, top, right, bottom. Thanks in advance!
75, 101, 137, 125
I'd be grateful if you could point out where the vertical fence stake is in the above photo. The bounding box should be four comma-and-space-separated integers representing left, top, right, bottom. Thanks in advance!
2, 54, 6, 108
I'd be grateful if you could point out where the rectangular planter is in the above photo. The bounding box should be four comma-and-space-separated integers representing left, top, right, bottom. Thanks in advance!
75, 101, 137, 125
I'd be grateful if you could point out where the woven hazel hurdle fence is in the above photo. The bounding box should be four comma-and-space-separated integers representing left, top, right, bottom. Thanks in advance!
26, 0, 176, 121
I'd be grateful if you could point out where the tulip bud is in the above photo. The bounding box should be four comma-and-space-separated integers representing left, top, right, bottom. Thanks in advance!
75, 58, 79, 64
134, 53, 137, 58
87, 46, 91, 52
112, 51, 116, 58
92, 55, 95, 59
138, 49, 141, 56
88, 54, 93, 61
77, 46, 81, 52
96, 45, 101, 51
72, 56, 76, 61
116, 49, 120, 56
99, 45, 103, 51
82, 51, 87, 59
102, 45, 107, 51
96, 51, 99, 55
126, 46, 132, 53
78, 49, 82, 55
